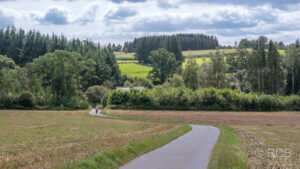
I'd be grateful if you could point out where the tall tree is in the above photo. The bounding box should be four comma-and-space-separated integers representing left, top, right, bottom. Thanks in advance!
210, 50, 226, 88
183, 58, 199, 90
247, 37, 267, 93
265, 40, 285, 94
286, 44, 300, 94
148, 48, 177, 84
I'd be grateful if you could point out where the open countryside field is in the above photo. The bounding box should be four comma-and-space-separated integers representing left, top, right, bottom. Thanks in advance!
118, 61, 152, 78
183, 57, 211, 68
0, 110, 184, 169
108, 110, 300, 169
114, 52, 135, 60
182, 48, 237, 57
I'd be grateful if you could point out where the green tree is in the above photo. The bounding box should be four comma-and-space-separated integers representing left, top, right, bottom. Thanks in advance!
85, 85, 109, 107
166, 74, 185, 88
265, 41, 285, 94
183, 58, 199, 90
247, 37, 267, 93
148, 48, 177, 84
210, 50, 226, 88
286, 44, 300, 94
167, 37, 184, 66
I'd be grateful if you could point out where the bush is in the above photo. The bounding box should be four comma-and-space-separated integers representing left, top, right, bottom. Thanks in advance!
18, 91, 34, 108
259, 95, 280, 111
108, 90, 129, 105
65, 96, 89, 109
85, 85, 110, 107
107, 86, 300, 111
284, 96, 300, 110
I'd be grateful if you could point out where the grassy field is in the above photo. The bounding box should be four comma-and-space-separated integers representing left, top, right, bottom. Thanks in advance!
114, 52, 135, 60
182, 57, 211, 68
0, 110, 185, 169
117, 61, 152, 78
108, 110, 300, 169
182, 49, 237, 57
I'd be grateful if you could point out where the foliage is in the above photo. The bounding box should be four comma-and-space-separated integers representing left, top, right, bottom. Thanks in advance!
108, 87, 300, 111
135, 36, 183, 64
148, 49, 177, 84
165, 74, 185, 88
285, 44, 300, 95
18, 91, 34, 108
183, 58, 199, 90
85, 85, 109, 107
125, 33, 218, 54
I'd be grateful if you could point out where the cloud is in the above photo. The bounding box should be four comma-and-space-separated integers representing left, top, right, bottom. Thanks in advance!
76, 3, 99, 25
157, 0, 179, 8
37, 8, 69, 25
105, 7, 137, 20
0, 8, 14, 28
110, 0, 147, 3
182, 0, 300, 8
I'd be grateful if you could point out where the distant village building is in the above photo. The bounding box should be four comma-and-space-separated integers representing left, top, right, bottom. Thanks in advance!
116, 86, 144, 91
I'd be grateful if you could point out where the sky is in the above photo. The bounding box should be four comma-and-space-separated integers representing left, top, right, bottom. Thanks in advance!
1, 0, 300, 46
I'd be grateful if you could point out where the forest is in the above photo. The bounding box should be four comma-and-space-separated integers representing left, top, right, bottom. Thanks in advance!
123, 33, 219, 53
0, 28, 120, 109
1, 28, 300, 110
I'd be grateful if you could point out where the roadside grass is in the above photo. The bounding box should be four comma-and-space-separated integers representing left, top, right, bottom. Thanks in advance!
118, 62, 152, 78
0, 110, 181, 169
106, 110, 249, 169
66, 123, 191, 169
207, 124, 248, 169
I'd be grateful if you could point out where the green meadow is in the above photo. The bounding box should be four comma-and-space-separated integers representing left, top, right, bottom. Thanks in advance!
117, 61, 152, 78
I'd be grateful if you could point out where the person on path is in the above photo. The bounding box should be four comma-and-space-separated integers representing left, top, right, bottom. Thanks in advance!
96, 108, 98, 114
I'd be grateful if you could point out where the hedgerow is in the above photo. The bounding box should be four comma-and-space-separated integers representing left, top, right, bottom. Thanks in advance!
108, 87, 300, 111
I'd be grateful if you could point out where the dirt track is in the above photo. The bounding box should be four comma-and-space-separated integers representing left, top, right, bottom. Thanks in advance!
109, 110, 300, 126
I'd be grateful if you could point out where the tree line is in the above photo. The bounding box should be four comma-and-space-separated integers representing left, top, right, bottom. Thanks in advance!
0, 28, 120, 109
123, 33, 219, 53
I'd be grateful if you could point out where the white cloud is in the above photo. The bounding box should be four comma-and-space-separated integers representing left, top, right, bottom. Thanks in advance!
0, 0, 300, 45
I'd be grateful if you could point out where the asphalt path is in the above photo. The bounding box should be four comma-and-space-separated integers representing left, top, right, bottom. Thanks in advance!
89, 109, 220, 169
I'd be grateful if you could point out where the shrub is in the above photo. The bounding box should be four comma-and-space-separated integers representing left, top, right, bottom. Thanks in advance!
85, 85, 110, 107
66, 96, 89, 109
107, 86, 300, 111
259, 95, 280, 111
284, 96, 300, 110
108, 90, 129, 105
18, 91, 34, 108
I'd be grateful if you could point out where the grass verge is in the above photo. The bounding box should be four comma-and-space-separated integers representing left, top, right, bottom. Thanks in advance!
64, 123, 191, 169
207, 124, 248, 169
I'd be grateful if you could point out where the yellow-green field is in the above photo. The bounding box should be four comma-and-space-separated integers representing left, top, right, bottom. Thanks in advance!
0, 110, 180, 169
182, 57, 211, 68
114, 52, 135, 60
118, 61, 152, 78
182, 49, 237, 57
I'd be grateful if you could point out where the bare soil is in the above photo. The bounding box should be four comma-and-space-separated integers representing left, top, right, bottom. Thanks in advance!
109, 110, 300, 126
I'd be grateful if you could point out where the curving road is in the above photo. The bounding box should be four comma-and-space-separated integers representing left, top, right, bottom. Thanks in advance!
89, 109, 220, 169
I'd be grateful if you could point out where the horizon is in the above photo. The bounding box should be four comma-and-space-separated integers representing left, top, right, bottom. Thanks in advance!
1, 0, 300, 45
